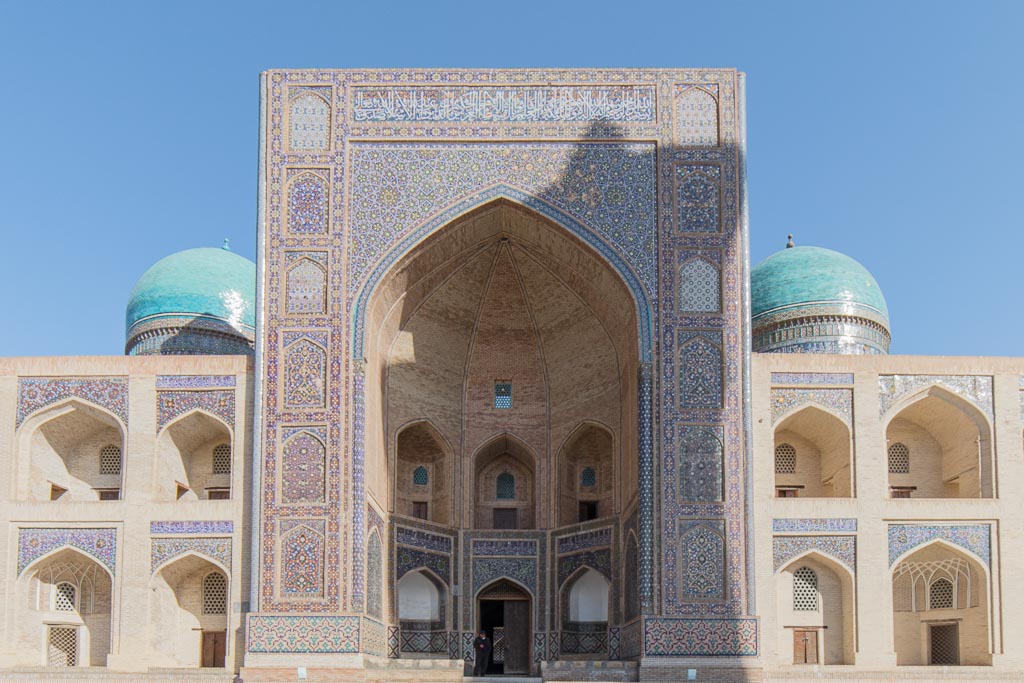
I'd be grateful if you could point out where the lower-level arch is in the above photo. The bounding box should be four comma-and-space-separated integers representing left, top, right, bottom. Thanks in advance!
476, 578, 533, 676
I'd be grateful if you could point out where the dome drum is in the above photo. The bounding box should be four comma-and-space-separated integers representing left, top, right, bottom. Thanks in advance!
126, 315, 255, 357
752, 313, 891, 355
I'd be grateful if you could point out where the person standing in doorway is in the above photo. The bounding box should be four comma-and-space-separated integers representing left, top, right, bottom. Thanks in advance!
473, 630, 491, 676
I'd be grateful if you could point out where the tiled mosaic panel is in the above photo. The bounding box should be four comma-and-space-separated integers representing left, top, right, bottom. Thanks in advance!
678, 257, 720, 313
286, 170, 330, 234
287, 87, 330, 151
770, 387, 852, 425
675, 164, 720, 232
644, 618, 757, 656
396, 546, 450, 584
674, 84, 719, 147
350, 85, 656, 123
678, 330, 723, 409
888, 523, 991, 566
608, 626, 621, 660
18, 528, 117, 575
771, 372, 854, 386
155, 375, 236, 389
362, 618, 387, 657
156, 390, 234, 431
151, 537, 231, 574
247, 615, 359, 653
878, 374, 993, 421
561, 630, 608, 654
366, 532, 383, 619
557, 549, 612, 586
679, 425, 724, 502
772, 518, 857, 534
282, 337, 327, 409
150, 520, 234, 534
399, 630, 447, 653
472, 557, 537, 595
772, 535, 855, 573
280, 431, 326, 503
280, 521, 325, 597
285, 256, 327, 314
556, 527, 612, 554
473, 539, 537, 556
396, 526, 452, 553
679, 520, 726, 600
17, 377, 128, 427
388, 626, 400, 658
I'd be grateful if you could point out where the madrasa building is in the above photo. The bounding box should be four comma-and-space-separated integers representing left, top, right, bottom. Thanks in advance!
0, 68, 1021, 683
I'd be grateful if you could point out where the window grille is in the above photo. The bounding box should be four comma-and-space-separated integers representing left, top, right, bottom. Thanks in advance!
203, 572, 227, 614
99, 445, 121, 475
775, 443, 796, 474
212, 444, 231, 474
48, 627, 77, 667
581, 466, 596, 488
54, 582, 76, 612
888, 442, 910, 474
413, 466, 429, 486
793, 567, 818, 611
496, 472, 515, 500
494, 382, 512, 409
929, 578, 954, 609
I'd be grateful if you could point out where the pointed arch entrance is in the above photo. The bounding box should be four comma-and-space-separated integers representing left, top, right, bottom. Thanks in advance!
477, 579, 532, 675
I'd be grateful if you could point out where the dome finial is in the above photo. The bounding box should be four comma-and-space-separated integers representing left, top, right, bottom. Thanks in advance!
222, 238, 231, 251
786, 234, 794, 249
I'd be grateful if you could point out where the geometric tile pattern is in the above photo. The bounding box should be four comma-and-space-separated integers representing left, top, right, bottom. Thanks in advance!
560, 630, 608, 655
396, 547, 450, 585
286, 170, 330, 234
366, 532, 383, 619
678, 257, 720, 313
556, 527, 612, 554
362, 618, 387, 657
674, 85, 719, 147
247, 615, 359, 653
281, 431, 326, 503
679, 425, 724, 502
770, 372, 854, 386
675, 165, 720, 232
644, 617, 758, 656
878, 374, 994, 422
557, 549, 612, 586
282, 337, 327, 409
285, 257, 327, 315
18, 527, 117, 576
155, 375, 237, 389
395, 526, 452, 554
473, 557, 537, 596
678, 330, 723, 409
770, 387, 852, 426
156, 389, 235, 432
772, 518, 857, 533
679, 520, 725, 600
472, 539, 537, 557
888, 523, 991, 567
17, 377, 128, 427
280, 521, 325, 597
772, 535, 855, 573
287, 88, 330, 152
151, 537, 232, 574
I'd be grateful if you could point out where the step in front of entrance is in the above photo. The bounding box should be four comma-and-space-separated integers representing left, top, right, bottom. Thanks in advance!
541, 660, 639, 682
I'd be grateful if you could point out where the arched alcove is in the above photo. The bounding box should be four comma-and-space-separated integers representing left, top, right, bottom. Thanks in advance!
557, 423, 614, 526
150, 554, 229, 668
397, 569, 448, 656
775, 553, 855, 665
885, 388, 992, 498
474, 434, 536, 530
395, 421, 451, 524
774, 406, 852, 498
18, 400, 125, 502
560, 567, 611, 658
891, 541, 990, 665
15, 548, 113, 667
155, 411, 232, 501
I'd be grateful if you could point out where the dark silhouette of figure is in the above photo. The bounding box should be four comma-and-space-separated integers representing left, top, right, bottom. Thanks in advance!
473, 630, 491, 676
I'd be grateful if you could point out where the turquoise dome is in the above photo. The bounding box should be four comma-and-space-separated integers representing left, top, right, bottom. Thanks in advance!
125, 246, 256, 356
751, 246, 888, 321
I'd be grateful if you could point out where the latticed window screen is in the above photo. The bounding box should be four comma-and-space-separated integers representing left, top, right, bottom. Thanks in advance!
930, 624, 959, 665
413, 466, 429, 486
496, 472, 515, 499
775, 443, 796, 474
203, 572, 227, 614
888, 442, 910, 474
99, 445, 121, 475
581, 466, 596, 488
494, 382, 512, 409
212, 444, 231, 474
793, 567, 818, 611
930, 578, 954, 609
54, 582, 76, 612
48, 626, 77, 667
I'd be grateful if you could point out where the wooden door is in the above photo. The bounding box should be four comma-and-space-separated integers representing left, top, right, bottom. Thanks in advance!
201, 630, 226, 668
503, 600, 531, 674
792, 629, 818, 664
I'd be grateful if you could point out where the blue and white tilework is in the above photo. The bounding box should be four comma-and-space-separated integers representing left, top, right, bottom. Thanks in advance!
678, 520, 726, 600
770, 372, 854, 386
18, 528, 117, 575
888, 523, 991, 566
17, 377, 128, 427
879, 375, 993, 422
396, 546, 449, 584
472, 539, 537, 556
248, 615, 359, 653
472, 557, 537, 596
644, 618, 757, 656
772, 518, 857, 534
557, 549, 612, 585
770, 388, 852, 426
150, 521, 234, 534
155, 375, 236, 389
396, 526, 452, 553
157, 389, 235, 431
773, 536, 855, 573
151, 537, 231, 573
555, 527, 612, 554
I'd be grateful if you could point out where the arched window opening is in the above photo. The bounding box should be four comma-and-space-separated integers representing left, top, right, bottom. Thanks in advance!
413, 466, 429, 486
580, 466, 596, 488
54, 582, 76, 612
888, 442, 910, 473
155, 412, 231, 501
212, 444, 231, 475
774, 407, 852, 498
775, 443, 796, 474
202, 572, 227, 615
792, 567, 818, 611
99, 445, 121, 475
396, 422, 451, 525
496, 472, 515, 499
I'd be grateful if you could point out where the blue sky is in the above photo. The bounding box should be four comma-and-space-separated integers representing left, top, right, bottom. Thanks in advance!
0, 1, 1020, 356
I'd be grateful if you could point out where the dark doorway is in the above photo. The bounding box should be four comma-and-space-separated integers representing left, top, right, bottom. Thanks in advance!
578, 500, 598, 522
493, 508, 517, 529
201, 630, 226, 668
930, 623, 959, 665
478, 580, 531, 675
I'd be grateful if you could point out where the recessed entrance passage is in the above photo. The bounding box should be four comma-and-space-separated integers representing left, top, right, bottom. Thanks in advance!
478, 580, 531, 675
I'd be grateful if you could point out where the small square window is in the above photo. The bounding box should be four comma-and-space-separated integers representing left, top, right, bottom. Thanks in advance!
207, 488, 231, 500
494, 382, 512, 409
97, 488, 120, 501
412, 502, 429, 520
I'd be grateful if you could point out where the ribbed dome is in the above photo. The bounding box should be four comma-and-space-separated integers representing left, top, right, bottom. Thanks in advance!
751, 245, 891, 355
125, 246, 256, 356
